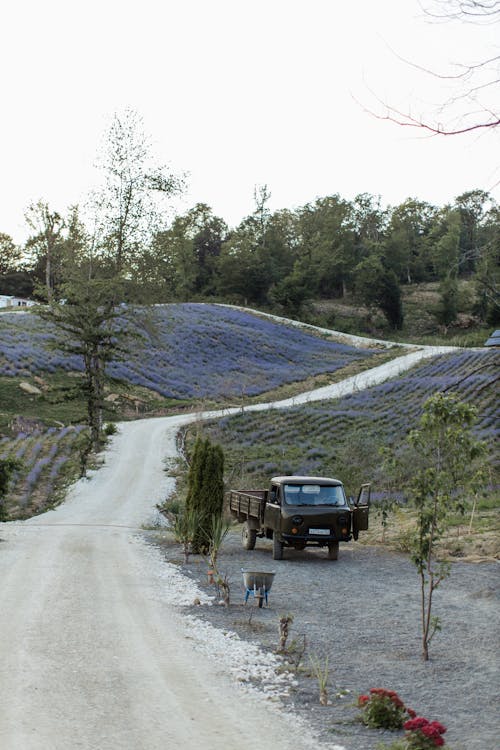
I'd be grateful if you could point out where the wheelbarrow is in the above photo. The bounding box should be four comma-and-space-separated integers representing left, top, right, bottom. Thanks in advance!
242, 569, 276, 608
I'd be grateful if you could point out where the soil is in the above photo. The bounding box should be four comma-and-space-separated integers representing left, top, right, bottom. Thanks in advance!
151, 529, 500, 750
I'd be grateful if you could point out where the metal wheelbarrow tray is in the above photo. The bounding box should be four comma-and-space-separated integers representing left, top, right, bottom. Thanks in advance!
242, 570, 276, 607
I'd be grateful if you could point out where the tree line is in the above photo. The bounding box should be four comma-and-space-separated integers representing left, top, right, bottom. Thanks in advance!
0, 110, 498, 331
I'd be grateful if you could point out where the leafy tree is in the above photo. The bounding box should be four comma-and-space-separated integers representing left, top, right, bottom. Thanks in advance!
354, 256, 404, 329
24, 201, 64, 301
0, 233, 22, 276
454, 189, 491, 274
434, 275, 459, 329
150, 204, 227, 299
91, 108, 185, 274
384, 198, 437, 284
38, 277, 129, 450
427, 207, 461, 279
396, 393, 487, 660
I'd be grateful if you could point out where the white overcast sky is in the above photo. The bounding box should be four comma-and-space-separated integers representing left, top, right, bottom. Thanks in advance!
1, 0, 499, 243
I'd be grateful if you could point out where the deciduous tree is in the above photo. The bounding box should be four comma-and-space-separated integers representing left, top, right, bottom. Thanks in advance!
396, 393, 487, 660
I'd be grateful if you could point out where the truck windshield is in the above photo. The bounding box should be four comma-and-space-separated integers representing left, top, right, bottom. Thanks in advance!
283, 484, 346, 506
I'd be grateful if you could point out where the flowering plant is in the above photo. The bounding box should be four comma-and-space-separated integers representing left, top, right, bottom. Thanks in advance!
402, 717, 447, 748
357, 688, 416, 730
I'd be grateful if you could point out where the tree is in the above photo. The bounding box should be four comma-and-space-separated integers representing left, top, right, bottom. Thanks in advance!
185, 436, 225, 554
25, 201, 64, 301
397, 393, 487, 660
0, 233, 21, 276
354, 255, 404, 329
38, 277, 128, 450
91, 108, 185, 274
434, 275, 459, 329
383, 199, 437, 284
368, 1, 500, 135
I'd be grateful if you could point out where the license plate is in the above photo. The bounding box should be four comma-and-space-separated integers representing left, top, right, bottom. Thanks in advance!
309, 528, 330, 535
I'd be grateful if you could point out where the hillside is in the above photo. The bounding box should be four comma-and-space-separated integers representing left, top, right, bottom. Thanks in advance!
0, 303, 393, 518
200, 347, 499, 493
0, 303, 497, 522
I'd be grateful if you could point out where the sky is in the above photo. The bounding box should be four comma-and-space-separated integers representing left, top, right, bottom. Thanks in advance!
1, 0, 499, 243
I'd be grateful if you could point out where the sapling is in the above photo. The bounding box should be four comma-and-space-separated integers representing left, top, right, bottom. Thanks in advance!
389, 393, 487, 661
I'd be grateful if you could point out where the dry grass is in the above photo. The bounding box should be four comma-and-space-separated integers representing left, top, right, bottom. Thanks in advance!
359, 506, 500, 563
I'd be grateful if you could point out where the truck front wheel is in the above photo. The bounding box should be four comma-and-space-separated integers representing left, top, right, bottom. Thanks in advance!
327, 541, 339, 560
272, 534, 284, 560
242, 521, 257, 550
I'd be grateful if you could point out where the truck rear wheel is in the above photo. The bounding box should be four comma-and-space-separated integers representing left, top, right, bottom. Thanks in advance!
272, 534, 284, 560
242, 521, 257, 550
327, 541, 339, 560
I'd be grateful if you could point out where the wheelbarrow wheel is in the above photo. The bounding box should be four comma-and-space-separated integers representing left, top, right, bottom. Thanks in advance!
242, 521, 257, 550
327, 541, 339, 560
272, 534, 284, 560
257, 587, 265, 608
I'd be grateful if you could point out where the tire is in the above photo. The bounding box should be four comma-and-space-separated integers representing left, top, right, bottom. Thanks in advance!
272, 534, 284, 560
242, 521, 257, 550
327, 541, 339, 560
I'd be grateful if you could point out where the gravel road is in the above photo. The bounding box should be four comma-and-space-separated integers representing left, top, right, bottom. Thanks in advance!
1, 344, 490, 750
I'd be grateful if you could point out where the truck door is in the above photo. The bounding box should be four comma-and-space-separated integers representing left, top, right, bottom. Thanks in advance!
352, 483, 371, 540
263, 483, 281, 533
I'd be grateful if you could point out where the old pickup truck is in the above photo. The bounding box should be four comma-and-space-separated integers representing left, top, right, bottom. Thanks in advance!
227, 475, 370, 560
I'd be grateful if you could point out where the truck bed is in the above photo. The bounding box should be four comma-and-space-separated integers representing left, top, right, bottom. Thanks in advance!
227, 489, 267, 523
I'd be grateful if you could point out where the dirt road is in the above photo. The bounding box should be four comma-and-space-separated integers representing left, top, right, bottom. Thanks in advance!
0, 346, 457, 750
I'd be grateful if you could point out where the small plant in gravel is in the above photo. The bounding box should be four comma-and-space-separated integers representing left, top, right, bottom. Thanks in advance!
170, 507, 202, 564
203, 513, 230, 575
357, 688, 415, 730
310, 653, 329, 706
277, 613, 294, 653
215, 572, 230, 606
376, 717, 448, 749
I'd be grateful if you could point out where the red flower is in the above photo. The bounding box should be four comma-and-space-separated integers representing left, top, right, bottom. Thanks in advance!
407, 708, 417, 718
358, 695, 370, 706
429, 720, 447, 734
404, 717, 429, 730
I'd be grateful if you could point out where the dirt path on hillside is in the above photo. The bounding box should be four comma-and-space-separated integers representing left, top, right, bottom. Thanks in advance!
0, 348, 460, 750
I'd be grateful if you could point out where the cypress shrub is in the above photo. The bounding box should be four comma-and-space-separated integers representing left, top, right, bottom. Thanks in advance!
186, 437, 224, 554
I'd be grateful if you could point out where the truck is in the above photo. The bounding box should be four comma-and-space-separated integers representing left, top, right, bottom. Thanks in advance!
227, 475, 370, 560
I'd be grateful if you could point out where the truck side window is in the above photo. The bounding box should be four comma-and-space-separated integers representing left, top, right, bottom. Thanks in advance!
270, 486, 279, 504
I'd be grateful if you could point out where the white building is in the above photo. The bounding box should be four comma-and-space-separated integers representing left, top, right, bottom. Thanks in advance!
0, 295, 36, 309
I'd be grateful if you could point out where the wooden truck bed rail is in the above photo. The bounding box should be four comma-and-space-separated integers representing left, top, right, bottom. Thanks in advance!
227, 489, 266, 523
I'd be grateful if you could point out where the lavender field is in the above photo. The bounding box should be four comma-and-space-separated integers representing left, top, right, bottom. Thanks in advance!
0, 425, 87, 518
0, 304, 380, 400
201, 348, 499, 493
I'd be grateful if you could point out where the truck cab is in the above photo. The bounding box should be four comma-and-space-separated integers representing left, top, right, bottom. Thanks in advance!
266, 476, 369, 559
